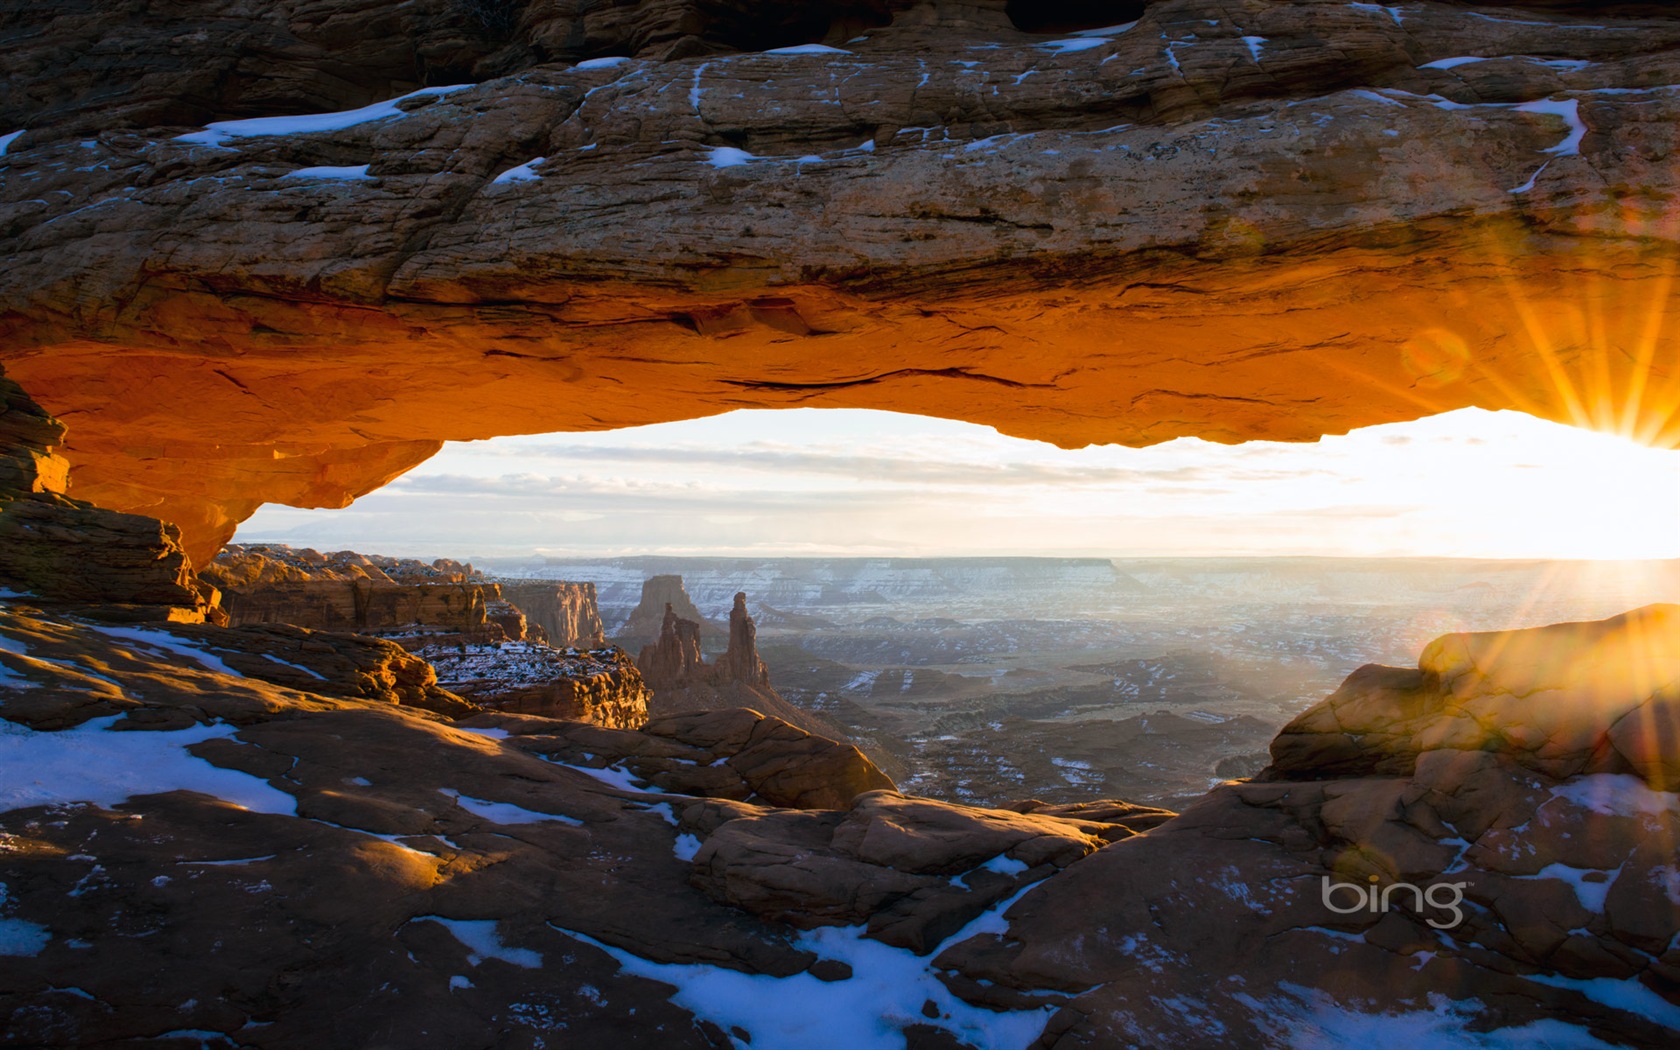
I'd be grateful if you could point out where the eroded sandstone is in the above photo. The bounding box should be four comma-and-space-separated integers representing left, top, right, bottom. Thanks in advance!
5, 1, 1680, 558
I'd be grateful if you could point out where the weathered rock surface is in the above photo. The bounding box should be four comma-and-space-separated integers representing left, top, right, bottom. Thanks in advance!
1270, 602, 1680, 785
714, 590, 770, 686
620, 575, 717, 649
498, 579, 607, 648
934, 609, 1680, 1047
636, 603, 708, 687
0, 369, 217, 618
6, 594, 1680, 1046
691, 789, 1120, 953
638, 589, 854, 743
478, 705, 896, 810
0, 607, 829, 1048
202, 543, 482, 588
418, 641, 650, 729
8, 1, 1680, 557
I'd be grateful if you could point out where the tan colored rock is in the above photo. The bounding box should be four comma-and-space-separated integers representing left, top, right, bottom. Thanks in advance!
637, 589, 853, 742
692, 789, 1114, 953
498, 580, 606, 648
0, 369, 217, 617
480, 705, 894, 809
713, 591, 768, 687
8, 3, 1680, 557
420, 642, 650, 729
645, 707, 896, 809
622, 576, 716, 649
637, 604, 707, 687
1270, 603, 1680, 784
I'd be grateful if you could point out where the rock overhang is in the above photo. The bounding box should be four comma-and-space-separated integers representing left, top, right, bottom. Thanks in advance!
4, 0, 1680, 564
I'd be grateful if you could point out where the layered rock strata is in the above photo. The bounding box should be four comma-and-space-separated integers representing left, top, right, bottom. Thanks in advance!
0, 369, 217, 619
498, 580, 606, 648
417, 642, 650, 729
475, 705, 896, 810
7, 2, 1680, 556
637, 591, 853, 742
619, 575, 717, 649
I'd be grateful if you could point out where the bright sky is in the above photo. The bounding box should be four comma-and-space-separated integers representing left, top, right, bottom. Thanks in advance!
236, 407, 1680, 560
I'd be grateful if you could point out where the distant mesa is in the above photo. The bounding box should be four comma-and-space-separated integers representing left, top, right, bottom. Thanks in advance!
618, 574, 722, 649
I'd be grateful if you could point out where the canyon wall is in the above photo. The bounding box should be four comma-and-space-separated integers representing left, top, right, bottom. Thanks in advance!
5, 1, 1680, 559
499, 581, 607, 648
0, 369, 217, 618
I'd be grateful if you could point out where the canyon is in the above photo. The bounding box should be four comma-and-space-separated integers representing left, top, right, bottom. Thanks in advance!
3, 0, 1680, 1046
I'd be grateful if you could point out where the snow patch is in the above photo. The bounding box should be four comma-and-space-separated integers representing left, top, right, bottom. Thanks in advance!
1550, 774, 1679, 817
175, 85, 470, 145
440, 788, 583, 826
1242, 36, 1267, 62
1514, 863, 1618, 912
553, 901, 1052, 1050
1242, 983, 1625, 1048
261, 654, 326, 680
492, 158, 545, 184
1518, 98, 1586, 155
673, 833, 703, 861
90, 625, 244, 677
764, 44, 852, 56
1423, 54, 1489, 71
1068, 22, 1138, 38
1039, 37, 1107, 53
0, 130, 21, 156
0, 883, 49, 957
575, 56, 629, 70
280, 165, 374, 181
0, 715, 296, 816
419, 916, 543, 969
703, 146, 757, 168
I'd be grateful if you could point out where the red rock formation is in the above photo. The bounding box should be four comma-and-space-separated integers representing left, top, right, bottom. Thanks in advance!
712, 591, 768, 687
636, 590, 852, 742
421, 642, 649, 729
637, 604, 706, 688
0, 369, 218, 619
620, 576, 714, 648
7, 3, 1680, 558
498, 580, 606, 648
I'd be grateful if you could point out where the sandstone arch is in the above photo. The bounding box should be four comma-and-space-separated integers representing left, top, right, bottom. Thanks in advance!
4, 0, 1680, 565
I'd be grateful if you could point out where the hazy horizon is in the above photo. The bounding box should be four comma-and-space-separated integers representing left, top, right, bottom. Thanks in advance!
238, 405, 1680, 561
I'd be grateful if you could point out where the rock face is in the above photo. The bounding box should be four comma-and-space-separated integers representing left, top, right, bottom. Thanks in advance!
691, 789, 1125, 953
6, 593, 1680, 1046
480, 705, 897, 810
637, 590, 853, 742
930, 607, 1680, 1046
168, 622, 476, 719
619, 575, 715, 649
8, 2, 1680, 557
417, 642, 650, 729
201, 544, 482, 587
208, 545, 521, 643
499, 580, 606, 648
713, 591, 769, 687
0, 369, 217, 619
637, 604, 707, 686
1270, 603, 1680, 786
